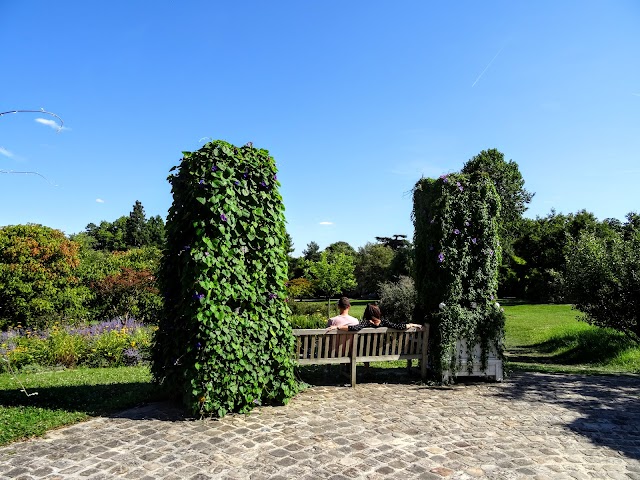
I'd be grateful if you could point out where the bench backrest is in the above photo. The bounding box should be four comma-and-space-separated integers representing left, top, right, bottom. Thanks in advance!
292, 327, 428, 364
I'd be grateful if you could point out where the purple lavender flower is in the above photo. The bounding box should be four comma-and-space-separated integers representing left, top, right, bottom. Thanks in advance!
220, 213, 228, 222
437, 252, 445, 263
454, 229, 460, 235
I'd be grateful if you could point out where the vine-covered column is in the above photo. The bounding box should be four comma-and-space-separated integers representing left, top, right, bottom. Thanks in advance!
152, 140, 298, 417
412, 172, 505, 379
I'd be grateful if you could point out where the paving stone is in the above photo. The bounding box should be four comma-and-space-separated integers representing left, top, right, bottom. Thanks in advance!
0, 372, 639, 479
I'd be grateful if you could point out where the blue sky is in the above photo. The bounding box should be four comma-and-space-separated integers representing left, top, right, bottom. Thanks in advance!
1, 1, 638, 255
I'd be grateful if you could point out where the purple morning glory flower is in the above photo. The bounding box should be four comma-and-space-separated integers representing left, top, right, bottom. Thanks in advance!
454, 229, 460, 235
220, 213, 228, 222
464, 221, 470, 227
260, 181, 267, 187
204, 252, 210, 257
243, 173, 248, 179
437, 252, 445, 263
196, 342, 202, 349
439, 174, 448, 183
199, 179, 205, 185
471, 238, 477, 244
183, 245, 191, 251
268, 292, 277, 300
273, 174, 277, 180
193, 293, 205, 300
488, 249, 494, 256
456, 181, 463, 191
234, 180, 240, 185
212, 165, 218, 172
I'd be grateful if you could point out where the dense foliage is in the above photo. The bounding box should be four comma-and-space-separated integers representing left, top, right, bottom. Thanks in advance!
0, 224, 87, 330
378, 276, 417, 323
151, 140, 298, 417
566, 230, 640, 343
413, 172, 505, 378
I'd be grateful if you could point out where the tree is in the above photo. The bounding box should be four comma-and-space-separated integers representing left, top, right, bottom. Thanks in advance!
375, 234, 410, 250
307, 251, 357, 316
0, 224, 88, 330
146, 215, 166, 248
302, 241, 321, 262
566, 228, 639, 343
325, 241, 356, 258
461, 149, 533, 229
125, 200, 150, 248
354, 242, 395, 297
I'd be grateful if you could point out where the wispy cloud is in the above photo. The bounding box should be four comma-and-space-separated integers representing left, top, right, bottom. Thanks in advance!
0, 147, 14, 158
35, 118, 68, 131
319, 221, 333, 225
96, 198, 105, 203
633, 93, 640, 97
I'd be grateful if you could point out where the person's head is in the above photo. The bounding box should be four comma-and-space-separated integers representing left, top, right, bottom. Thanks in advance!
337, 296, 351, 313
363, 303, 382, 323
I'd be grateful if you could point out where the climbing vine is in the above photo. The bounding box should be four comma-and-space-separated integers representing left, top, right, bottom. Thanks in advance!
151, 140, 298, 417
413, 172, 505, 379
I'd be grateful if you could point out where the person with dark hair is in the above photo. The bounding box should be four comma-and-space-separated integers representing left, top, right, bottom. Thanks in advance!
327, 296, 359, 328
326, 303, 422, 332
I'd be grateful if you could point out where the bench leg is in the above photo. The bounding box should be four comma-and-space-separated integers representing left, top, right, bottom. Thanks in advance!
350, 355, 357, 387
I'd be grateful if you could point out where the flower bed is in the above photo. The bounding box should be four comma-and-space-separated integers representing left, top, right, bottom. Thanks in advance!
0, 318, 154, 372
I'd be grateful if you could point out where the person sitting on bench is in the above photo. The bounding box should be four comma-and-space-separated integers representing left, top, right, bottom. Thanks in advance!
326, 303, 422, 332
326, 296, 359, 328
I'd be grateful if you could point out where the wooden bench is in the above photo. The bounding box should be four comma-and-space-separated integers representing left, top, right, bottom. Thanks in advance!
292, 325, 430, 387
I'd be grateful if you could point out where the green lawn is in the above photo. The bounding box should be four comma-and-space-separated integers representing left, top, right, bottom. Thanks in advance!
0, 366, 164, 446
503, 302, 640, 374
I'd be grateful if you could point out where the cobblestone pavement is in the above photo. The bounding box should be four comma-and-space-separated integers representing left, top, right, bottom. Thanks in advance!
1, 371, 639, 479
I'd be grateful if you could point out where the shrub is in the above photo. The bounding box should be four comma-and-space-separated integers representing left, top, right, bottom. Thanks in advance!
566, 231, 640, 343
286, 278, 314, 300
378, 276, 417, 323
288, 313, 327, 329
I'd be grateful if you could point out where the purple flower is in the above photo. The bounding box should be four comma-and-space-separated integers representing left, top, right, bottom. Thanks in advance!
196, 342, 202, 349
260, 181, 267, 188
471, 238, 477, 244
437, 252, 445, 263
183, 245, 191, 251
453, 229, 460, 235
212, 165, 218, 172
430, 218, 435, 224
199, 179, 205, 185
439, 174, 448, 183
268, 292, 277, 300
464, 221, 470, 227
456, 181, 463, 191
234, 180, 240, 185
204, 252, 210, 257
193, 293, 205, 300
220, 213, 228, 222
490, 295, 495, 300
488, 249, 494, 256
243, 173, 248, 179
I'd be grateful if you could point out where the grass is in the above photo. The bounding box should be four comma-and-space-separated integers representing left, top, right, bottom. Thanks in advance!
503, 302, 640, 374
0, 365, 164, 446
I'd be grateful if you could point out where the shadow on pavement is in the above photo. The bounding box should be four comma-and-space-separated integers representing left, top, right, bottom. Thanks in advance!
492, 372, 640, 461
